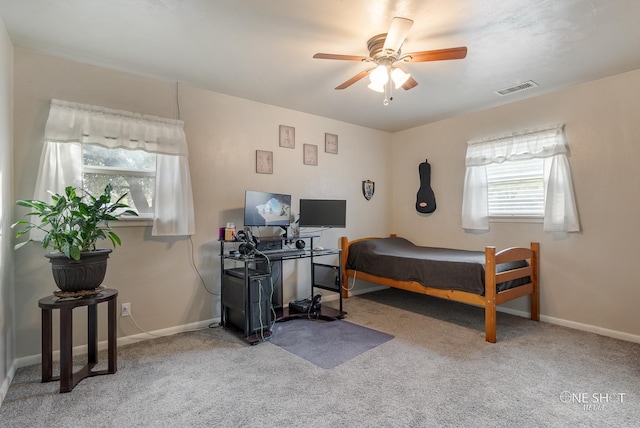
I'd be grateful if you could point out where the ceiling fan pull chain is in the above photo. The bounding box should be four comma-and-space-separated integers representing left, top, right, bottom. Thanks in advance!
383, 82, 393, 106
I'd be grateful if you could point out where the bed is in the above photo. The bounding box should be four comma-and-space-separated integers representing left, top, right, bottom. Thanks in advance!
340, 235, 539, 343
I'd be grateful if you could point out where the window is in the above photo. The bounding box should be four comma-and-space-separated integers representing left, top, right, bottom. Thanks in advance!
82, 145, 156, 217
462, 125, 580, 232
486, 158, 544, 217
33, 99, 195, 236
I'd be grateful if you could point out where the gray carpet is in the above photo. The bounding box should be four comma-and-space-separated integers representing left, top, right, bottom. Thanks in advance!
270, 318, 394, 368
1, 288, 639, 427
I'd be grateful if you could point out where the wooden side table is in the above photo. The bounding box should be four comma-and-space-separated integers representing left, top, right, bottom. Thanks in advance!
38, 288, 118, 393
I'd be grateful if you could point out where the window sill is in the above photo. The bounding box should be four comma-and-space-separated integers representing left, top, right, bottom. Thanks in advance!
489, 216, 543, 224
111, 216, 153, 227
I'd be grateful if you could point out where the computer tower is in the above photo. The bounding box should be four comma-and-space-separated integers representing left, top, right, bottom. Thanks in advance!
222, 268, 272, 335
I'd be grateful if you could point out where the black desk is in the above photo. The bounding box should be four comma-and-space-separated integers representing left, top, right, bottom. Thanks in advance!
38, 288, 118, 392
220, 236, 345, 344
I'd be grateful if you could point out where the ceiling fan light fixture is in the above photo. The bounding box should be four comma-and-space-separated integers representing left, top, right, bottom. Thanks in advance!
391, 67, 410, 89
369, 64, 389, 86
367, 82, 385, 93
313, 16, 467, 103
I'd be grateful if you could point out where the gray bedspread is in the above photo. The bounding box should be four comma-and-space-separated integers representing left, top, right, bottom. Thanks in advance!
346, 237, 528, 295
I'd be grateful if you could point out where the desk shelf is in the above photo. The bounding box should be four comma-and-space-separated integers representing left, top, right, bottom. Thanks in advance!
219, 235, 344, 344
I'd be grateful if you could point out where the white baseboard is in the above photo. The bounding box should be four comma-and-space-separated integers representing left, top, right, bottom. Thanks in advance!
348, 285, 640, 344
496, 305, 640, 344
347, 284, 387, 297
0, 359, 18, 408
314, 291, 341, 302
13, 317, 220, 371
117, 317, 219, 347
546, 316, 640, 344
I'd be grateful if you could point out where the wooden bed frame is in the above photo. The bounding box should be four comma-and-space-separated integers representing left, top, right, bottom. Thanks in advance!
340, 236, 539, 343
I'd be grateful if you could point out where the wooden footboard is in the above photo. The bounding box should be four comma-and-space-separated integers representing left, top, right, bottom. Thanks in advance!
340, 236, 540, 343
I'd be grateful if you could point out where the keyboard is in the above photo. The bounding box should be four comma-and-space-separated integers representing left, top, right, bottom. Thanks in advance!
258, 248, 305, 258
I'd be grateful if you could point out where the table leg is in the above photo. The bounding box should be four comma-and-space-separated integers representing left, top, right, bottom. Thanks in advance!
41, 308, 53, 382
59, 308, 73, 393
87, 303, 97, 364
107, 296, 117, 374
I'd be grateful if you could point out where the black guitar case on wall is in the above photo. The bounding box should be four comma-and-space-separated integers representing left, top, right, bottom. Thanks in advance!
416, 160, 436, 214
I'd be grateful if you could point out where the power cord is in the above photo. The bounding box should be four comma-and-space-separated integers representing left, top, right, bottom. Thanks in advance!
123, 313, 162, 337
179, 88, 217, 296
343, 269, 357, 292
122, 312, 215, 338
265, 258, 277, 330
307, 293, 321, 320
188, 235, 218, 295
175, 81, 181, 120
258, 278, 266, 341
253, 250, 276, 343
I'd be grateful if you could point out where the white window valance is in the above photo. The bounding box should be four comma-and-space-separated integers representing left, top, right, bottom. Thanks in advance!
462, 125, 580, 233
465, 126, 569, 166
44, 99, 188, 155
34, 99, 195, 236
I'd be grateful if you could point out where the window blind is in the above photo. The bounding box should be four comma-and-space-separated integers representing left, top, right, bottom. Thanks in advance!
486, 158, 544, 217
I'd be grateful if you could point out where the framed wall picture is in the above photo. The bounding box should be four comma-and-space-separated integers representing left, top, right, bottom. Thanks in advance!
279, 125, 295, 148
325, 133, 338, 154
256, 150, 273, 174
303, 144, 318, 166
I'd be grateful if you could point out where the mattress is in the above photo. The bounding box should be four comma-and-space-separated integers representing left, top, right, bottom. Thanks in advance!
346, 237, 529, 295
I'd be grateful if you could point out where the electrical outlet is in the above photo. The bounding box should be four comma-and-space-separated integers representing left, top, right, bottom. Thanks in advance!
121, 302, 131, 317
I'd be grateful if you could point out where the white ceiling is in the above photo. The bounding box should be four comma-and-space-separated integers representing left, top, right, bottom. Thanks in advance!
2, 0, 640, 132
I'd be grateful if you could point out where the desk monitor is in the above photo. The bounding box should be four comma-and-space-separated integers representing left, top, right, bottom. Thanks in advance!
299, 199, 346, 228
244, 190, 292, 227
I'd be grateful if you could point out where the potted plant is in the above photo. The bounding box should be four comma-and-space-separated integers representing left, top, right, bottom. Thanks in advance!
12, 184, 138, 293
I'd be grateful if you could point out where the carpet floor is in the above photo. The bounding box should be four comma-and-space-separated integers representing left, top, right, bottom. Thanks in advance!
1, 288, 639, 427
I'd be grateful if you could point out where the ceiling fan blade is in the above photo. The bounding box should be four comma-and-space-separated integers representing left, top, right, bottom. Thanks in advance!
406, 46, 468, 62
313, 53, 367, 61
402, 76, 419, 90
383, 17, 414, 53
335, 68, 374, 90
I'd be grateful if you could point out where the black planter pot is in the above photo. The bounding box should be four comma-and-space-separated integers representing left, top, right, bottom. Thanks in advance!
45, 249, 112, 292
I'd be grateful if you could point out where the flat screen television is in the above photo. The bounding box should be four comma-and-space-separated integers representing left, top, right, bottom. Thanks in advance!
298, 199, 347, 228
244, 190, 292, 227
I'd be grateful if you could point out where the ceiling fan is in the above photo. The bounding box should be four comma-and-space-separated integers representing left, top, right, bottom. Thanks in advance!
313, 17, 467, 104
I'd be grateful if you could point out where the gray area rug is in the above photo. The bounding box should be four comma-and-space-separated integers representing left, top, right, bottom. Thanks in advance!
269, 318, 394, 369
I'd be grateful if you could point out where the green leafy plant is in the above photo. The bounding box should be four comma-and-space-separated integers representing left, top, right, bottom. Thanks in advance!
12, 184, 138, 260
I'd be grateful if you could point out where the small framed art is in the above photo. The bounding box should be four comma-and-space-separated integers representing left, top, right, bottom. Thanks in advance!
256, 150, 273, 174
279, 125, 295, 148
362, 180, 375, 200
303, 144, 318, 166
325, 133, 338, 154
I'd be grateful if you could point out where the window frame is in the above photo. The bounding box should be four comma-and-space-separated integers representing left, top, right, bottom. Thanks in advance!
462, 124, 580, 232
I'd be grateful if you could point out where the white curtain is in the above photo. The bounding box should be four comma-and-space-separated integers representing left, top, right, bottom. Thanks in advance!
33, 141, 83, 201
34, 99, 195, 236
461, 125, 580, 232
152, 154, 195, 236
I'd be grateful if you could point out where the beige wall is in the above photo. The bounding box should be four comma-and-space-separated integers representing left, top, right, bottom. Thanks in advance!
391, 69, 640, 340
9, 46, 640, 363
0, 16, 15, 403
12, 48, 392, 358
